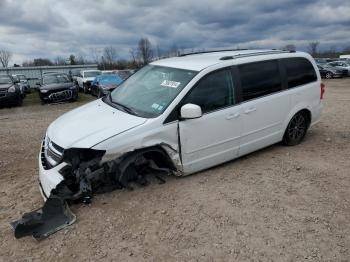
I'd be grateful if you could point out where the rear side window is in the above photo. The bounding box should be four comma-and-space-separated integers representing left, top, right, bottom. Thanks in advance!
283, 58, 317, 88
183, 69, 235, 113
238, 60, 282, 101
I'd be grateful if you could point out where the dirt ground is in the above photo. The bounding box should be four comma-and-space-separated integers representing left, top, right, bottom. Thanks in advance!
0, 80, 349, 262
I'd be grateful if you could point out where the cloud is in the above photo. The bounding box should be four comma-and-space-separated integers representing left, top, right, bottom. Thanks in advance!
0, 0, 349, 64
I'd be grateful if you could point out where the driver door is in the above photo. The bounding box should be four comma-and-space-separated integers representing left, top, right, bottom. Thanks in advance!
179, 68, 243, 174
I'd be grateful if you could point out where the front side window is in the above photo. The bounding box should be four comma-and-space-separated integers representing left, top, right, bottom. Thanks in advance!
239, 60, 282, 101
108, 65, 197, 118
182, 69, 235, 113
283, 58, 317, 88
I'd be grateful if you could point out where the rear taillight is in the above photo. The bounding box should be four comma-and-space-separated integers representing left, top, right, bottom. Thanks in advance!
320, 82, 325, 100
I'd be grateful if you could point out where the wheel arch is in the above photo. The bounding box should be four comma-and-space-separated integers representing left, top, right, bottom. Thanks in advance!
105, 144, 179, 173
282, 106, 312, 137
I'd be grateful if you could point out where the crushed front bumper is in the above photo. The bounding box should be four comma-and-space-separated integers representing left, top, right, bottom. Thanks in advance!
38, 150, 65, 200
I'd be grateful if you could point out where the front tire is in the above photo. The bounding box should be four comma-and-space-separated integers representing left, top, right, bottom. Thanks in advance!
83, 83, 89, 94
325, 72, 333, 79
283, 111, 309, 146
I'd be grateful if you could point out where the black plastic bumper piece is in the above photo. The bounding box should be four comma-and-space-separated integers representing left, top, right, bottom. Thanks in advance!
10, 196, 76, 240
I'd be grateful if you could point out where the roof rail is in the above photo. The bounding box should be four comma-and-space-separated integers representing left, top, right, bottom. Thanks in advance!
178, 48, 248, 57
219, 50, 296, 61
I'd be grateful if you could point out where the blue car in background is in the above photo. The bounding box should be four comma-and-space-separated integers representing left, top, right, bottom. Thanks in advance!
91, 74, 124, 97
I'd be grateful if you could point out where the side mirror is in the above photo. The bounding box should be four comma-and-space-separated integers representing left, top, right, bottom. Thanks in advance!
36, 82, 41, 86
180, 104, 202, 119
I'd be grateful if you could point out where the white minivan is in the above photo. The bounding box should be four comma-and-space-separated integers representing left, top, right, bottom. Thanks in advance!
39, 49, 324, 200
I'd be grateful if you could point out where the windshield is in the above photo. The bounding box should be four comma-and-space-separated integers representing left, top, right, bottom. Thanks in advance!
43, 74, 70, 85
43, 76, 58, 85
84, 71, 101, 77
108, 65, 197, 118
57, 74, 70, 83
100, 75, 123, 85
0, 75, 12, 84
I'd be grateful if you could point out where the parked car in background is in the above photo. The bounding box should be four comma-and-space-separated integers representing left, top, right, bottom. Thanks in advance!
315, 58, 328, 65
90, 74, 124, 97
11, 75, 26, 98
12, 74, 31, 94
69, 69, 83, 84
76, 70, 101, 93
0, 74, 23, 107
327, 61, 350, 76
116, 69, 134, 80
38, 73, 78, 103
317, 64, 346, 79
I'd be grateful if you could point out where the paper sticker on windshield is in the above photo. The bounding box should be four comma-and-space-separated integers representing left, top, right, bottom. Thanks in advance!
160, 80, 181, 89
152, 103, 160, 109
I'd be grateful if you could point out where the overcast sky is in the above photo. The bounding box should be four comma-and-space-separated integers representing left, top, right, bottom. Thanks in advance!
0, 0, 349, 65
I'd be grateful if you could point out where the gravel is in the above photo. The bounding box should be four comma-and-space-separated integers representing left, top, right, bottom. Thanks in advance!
0, 80, 350, 261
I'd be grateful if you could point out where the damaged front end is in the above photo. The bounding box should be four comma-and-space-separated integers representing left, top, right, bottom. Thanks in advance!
11, 138, 177, 240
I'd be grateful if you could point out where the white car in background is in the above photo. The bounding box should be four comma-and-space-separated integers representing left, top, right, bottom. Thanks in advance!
76, 70, 101, 93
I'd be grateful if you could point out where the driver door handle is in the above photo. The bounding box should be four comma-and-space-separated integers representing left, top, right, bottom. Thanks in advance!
226, 112, 240, 120
244, 107, 257, 114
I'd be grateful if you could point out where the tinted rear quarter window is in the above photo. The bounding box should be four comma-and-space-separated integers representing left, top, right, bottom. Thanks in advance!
238, 60, 282, 101
283, 58, 317, 88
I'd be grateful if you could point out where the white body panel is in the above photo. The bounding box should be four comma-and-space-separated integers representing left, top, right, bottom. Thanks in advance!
76, 70, 101, 88
239, 90, 290, 156
47, 100, 146, 148
179, 105, 243, 174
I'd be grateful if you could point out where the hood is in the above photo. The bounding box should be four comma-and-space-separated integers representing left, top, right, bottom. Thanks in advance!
41, 82, 74, 91
47, 99, 147, 149
101, 83, 118, 89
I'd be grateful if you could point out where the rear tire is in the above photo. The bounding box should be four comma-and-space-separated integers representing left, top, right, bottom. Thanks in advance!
283, 111, 309, 146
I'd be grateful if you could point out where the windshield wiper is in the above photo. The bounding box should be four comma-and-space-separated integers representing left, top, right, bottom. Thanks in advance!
107, 93, 139, 116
